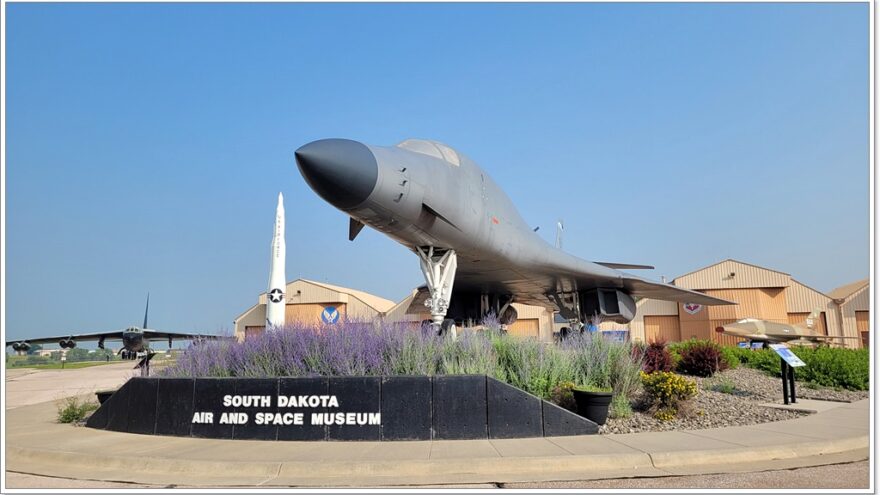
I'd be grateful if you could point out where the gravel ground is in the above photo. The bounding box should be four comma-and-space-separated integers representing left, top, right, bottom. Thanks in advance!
599, 367, 869, 434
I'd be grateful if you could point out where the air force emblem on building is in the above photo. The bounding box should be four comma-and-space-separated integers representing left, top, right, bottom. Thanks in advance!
683, 303, 703, 315
268, 288, 284, 303
321, 306, 340, 324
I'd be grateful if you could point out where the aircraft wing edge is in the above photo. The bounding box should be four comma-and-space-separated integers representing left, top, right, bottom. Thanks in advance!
5, 331, 127, 346
621, 275, 735, 306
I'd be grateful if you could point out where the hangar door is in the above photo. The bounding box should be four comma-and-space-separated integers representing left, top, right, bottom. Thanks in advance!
507, 319, 540, 338
245, 326, 265, 339
856, 311, 869, 348
644, 316, 681, 344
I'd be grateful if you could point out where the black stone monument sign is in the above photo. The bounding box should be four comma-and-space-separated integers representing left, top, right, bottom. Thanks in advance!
87, 375, 598, 440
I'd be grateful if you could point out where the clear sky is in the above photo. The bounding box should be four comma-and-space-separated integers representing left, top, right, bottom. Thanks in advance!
5, 3, 870, 339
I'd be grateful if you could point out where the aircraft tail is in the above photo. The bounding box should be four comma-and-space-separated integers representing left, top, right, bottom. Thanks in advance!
797, 308, 822, 331
143, 293, 150, 329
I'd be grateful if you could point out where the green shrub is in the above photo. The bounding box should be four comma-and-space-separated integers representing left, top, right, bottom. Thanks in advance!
710, 376, 737, 394
673, 340, 729, 377
562, 333, 644, 405
57, 396, 99, 424
609, 393, 633, 419
734, 346, 869, 391
550, 381, 577, 412
718, 346, 740, 370
726, 346, 755, 365
640, 371, 698, 420
574, 384, 613, 392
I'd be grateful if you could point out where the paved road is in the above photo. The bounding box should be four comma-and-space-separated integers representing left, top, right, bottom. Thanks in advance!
502, 460, 871, 489
5, 362, 134, 409
5, 461, 870, 489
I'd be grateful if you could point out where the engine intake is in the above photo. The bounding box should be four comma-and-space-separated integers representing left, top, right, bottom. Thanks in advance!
579, 289, 636, 324
11, 342, 31, 353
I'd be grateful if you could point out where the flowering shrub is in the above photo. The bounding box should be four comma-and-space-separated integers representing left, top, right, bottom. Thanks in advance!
640, 371, 698, 420
162, 318, 645, 404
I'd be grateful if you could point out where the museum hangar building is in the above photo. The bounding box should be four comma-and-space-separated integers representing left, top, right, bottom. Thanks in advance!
233, 259, 869, 349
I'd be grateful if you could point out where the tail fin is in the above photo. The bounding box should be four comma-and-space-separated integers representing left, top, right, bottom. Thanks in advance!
143, 293, 150, 329
798, 308, 821, 331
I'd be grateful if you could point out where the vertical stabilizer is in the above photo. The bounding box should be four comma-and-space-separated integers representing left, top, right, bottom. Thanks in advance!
799, 308, 822, 331
143, 293, 150, 329
555, 220, 564, 250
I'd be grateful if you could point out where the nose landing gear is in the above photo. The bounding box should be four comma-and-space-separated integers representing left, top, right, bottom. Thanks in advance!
417, 246, 458, 338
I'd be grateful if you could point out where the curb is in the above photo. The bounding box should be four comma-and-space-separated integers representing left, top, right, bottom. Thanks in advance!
647, 435, 868, 468
6, 433, 868, 487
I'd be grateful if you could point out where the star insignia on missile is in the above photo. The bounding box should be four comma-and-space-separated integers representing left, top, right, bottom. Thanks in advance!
268, 288, 284, 303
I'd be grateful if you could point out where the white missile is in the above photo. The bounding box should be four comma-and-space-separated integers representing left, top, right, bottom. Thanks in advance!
266, 192, 286, 329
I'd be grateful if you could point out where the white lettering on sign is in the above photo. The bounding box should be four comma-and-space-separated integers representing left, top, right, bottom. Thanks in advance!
192, 412, 214, 423
188, 393, 382, 427
277, 395, 339, 408
310, 412, 381, 425
255, 412, 305, 425
223, 395, 271, 408
219, 412, 249, 424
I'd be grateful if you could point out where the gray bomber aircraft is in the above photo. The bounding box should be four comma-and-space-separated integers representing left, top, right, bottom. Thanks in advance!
6, 295, 222, 359
295, 138, 733, 334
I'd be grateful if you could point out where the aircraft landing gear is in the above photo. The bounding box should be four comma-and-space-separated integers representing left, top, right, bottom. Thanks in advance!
440, 319, 457, 337
417, 246, 457, 338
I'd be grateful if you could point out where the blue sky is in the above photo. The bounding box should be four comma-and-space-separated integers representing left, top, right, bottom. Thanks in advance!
6, 3, 869, 339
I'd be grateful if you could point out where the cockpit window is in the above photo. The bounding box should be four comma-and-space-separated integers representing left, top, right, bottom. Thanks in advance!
396, 139, 460, 167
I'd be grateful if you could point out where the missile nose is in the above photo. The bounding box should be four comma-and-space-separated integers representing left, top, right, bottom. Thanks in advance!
295, 139, 378, 210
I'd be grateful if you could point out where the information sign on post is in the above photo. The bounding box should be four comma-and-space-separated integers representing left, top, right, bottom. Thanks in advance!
769, 344, 803, 405
769, 344, 806, 367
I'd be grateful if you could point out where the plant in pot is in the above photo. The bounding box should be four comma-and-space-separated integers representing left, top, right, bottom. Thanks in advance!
572, 384, 614, 425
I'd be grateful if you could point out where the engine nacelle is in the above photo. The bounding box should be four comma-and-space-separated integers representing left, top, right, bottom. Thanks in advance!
499, 305, 518, 325
59, 339, 77, 349
579, 289, 636, 324
11, 342, 31, 353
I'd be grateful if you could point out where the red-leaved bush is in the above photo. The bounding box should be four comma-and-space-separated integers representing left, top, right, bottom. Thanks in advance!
639, 339, 675, 373
676, 340, 729, 377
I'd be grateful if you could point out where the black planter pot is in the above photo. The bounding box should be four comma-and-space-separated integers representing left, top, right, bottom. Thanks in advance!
572, 389, 613, 425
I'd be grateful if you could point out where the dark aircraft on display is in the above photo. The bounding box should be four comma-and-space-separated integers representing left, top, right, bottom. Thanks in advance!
295, 138, 734, 334
6, 295, 221, 360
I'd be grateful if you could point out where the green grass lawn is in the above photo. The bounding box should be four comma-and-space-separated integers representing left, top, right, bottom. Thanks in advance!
6, 360, 120, 370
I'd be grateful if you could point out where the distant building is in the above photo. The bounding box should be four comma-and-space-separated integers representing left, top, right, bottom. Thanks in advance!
828, 278, 870, 348
233, 279, 395, 341
605, 259, 868, 349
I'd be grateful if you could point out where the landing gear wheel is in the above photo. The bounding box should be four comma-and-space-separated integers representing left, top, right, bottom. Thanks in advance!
439, 318, 457, 337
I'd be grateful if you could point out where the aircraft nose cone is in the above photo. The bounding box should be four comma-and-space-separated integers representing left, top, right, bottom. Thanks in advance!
295, 139, 378, 210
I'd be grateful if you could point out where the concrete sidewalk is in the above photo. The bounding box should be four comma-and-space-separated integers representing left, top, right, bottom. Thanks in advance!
5, 395, 869, 487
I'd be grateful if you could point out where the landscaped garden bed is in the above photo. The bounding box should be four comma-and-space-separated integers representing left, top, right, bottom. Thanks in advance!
161, 319, 869, 436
